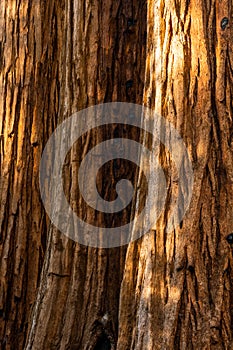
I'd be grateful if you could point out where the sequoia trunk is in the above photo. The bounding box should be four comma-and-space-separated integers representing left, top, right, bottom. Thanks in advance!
118, 0, 233, 349
0, 1, 64, 348
0, 0, 146, 349
0, 1, 233, 350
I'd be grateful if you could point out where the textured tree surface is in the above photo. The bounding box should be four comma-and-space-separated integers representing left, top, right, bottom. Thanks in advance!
118, 1, 233, 349
0, 0, 233, 350
0, 1, 63, 348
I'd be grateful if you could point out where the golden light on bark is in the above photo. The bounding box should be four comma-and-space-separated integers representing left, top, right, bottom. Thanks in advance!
1, 0, 233, 349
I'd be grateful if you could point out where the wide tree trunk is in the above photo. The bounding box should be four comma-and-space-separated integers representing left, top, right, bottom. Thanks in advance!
25, 0, 146, 349
1, 0, 147, 349
1, 0, 233, 350
118, 1, 233, 349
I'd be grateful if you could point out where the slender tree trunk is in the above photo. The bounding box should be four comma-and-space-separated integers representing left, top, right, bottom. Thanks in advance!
1, 0, 233, 350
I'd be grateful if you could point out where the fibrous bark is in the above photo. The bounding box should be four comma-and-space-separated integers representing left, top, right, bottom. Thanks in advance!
24, 1, 147, 349
0, 1, 63, 348
118, 1, 233, 349
1, 0, 233, 349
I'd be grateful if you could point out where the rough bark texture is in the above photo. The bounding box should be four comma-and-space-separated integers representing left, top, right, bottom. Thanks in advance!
0, 1, 63, 348
1, 0, 233, 350
118, 0, 233, 349
23, 1, 147, 350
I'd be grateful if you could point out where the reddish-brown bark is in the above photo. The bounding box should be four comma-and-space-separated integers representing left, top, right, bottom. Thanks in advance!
1, 1, 233, 349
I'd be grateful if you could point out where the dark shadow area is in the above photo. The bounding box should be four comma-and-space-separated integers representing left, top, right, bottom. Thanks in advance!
93, 333, 111, 350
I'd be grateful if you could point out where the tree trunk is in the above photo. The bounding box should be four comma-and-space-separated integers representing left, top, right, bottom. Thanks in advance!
1, 0, 233, 350
118, 1, 233, 349
11, 0, 146, 349
1, 1, 146, 349
0, 1, 63, 348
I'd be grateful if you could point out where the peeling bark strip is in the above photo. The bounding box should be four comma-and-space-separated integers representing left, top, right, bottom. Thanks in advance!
118, 0, 233, 349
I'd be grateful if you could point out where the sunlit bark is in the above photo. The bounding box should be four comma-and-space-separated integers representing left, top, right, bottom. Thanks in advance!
0, 1, 63, 348
118, 1, 233, 349
1, 0, 233, 349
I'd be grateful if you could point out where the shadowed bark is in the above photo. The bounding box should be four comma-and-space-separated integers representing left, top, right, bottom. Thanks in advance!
0, 0, 233, 350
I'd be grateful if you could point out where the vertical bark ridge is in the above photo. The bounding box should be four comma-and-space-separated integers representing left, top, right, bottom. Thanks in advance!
0, 1, 64, 348
118, 0, 233, 349
26, 1, 147, 349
